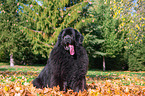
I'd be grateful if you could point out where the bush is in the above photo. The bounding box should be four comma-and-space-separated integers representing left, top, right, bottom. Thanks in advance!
128, 45, 145, 71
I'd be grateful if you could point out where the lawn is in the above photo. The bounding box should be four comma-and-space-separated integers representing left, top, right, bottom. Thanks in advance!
0, 62, 145, 95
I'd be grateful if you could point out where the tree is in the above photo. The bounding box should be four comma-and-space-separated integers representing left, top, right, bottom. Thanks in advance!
82, 23, 106, 69
111, 0, 145, 71
18, 0, 93, 58
85, 0, 124, 70
0, 0, 20, 67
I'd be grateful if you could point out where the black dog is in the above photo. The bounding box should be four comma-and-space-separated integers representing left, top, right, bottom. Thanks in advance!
32, 27, 88, 92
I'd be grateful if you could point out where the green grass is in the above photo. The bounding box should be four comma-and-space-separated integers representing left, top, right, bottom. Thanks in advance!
0, 62, 9, 66
0, 62, 145, 86
0, 62, 43, 72
86, 69, 145, 86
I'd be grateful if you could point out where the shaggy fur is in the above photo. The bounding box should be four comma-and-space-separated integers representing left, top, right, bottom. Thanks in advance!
32, 27, 88, 92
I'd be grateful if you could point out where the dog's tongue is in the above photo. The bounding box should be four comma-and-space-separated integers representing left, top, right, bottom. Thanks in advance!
69, 45, 75, 55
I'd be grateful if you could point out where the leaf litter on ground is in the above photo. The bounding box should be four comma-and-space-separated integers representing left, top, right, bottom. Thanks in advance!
0, 66, 145, 95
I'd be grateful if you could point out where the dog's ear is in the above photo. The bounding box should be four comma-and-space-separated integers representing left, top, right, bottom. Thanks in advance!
75, 29, 84, 45
55, 30, 64, 47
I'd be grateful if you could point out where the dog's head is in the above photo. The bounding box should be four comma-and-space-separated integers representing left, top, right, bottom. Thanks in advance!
55, 27, 84, 55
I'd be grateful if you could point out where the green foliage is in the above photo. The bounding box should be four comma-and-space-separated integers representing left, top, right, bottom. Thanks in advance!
87, 0, 125, 57
19, 0, 92, 57
0, 0, 47, 65
85, 0, 144, 70
0, 0, 145, 71
128, 43, 145, 71
12, 33, 47, 65
98, 0, 124, 58
0, 0, 20, 54
0, 49, 9, 62
83, 27, 105, 58
114, 0, 145, 71
83, 0, 125, 69
82, 24, 106, 68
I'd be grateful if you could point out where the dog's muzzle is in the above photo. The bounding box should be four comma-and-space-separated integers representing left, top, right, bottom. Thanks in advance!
63, 35, 75, 55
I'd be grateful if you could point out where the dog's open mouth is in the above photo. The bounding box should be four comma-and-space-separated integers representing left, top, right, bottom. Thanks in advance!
65, 43, 75, 55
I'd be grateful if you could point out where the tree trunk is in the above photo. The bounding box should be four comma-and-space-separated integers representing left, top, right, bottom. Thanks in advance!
10, 54, 14, 67
103, 56, 105, 71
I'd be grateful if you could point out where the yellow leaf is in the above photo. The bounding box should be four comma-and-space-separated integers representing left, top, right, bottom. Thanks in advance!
113, 12, 117, 18
113, 5, 117, 9
4, 86, 9, 92
141, 40, 143, 42
135, 37, 137, 40
118, 10, 121, 14
122, 18, 125, 21
108, 88, 111, 94
115, 12, 117, 16
136, 24, 140, 29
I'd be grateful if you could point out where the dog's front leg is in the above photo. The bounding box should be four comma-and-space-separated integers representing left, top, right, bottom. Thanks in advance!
50, 74, 60, 88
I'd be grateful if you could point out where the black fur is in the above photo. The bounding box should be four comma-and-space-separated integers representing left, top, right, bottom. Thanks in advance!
32, 27, 88, 92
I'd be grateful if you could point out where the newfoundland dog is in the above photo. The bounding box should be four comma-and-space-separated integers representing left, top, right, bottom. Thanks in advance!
32, 27, 88, 92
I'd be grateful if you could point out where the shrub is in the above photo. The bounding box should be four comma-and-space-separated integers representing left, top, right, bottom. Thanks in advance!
128, 45, 145, 71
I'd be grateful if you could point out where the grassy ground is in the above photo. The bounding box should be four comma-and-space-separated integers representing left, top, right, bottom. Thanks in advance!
0, 62, 145, 95
0, 62, 145, 85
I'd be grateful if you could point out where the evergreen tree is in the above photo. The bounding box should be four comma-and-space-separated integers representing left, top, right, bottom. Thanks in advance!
18, 0, 93, 58
86, 0, 125, 70
100, 0, 125, 71
0, 0, 20, 66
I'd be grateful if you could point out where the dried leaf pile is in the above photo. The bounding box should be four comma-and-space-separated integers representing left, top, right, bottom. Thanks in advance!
0, 71, 145, 96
